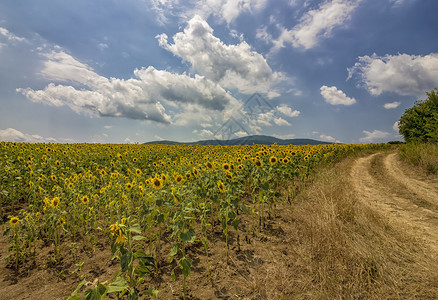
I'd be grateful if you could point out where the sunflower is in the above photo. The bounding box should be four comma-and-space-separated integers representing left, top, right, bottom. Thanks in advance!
269, 156, 277, 165
222, 163, 230, 171
238, 164, 243, 170
225, 171, 233, 181
50, 174, 57, 181
125, 182, 133, 190
132, 157, 138, 162
135, 169, 142, 175
217, 180, 225, 193
205, 162, 213, 170
51, 197, 60, 208
9, 217, 19, 226
55, 160, 60, 167
174, 174, 184, 184
152, 177, 162, 190
254, 160, 262, 168
116, 230, 127, 244
192, 167, 199, 177
81, 195, 90, 205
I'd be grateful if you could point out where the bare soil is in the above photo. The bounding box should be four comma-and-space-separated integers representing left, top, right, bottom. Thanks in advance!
351, 152, 438, 254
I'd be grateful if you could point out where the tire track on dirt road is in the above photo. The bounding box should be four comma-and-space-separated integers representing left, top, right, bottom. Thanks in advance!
350, 152, 438, 255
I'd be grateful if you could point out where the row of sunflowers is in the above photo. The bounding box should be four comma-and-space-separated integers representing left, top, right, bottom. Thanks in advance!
0, 141, 387, 299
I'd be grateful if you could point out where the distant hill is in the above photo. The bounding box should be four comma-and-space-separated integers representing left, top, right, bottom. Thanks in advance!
144, 135, 332, 146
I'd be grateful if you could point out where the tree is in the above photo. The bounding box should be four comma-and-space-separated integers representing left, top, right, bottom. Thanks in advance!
398, 88, 438, 143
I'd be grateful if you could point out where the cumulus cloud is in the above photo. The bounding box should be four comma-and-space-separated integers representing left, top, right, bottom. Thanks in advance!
384, 101, 400, 109
393, 121, 400, 132
320, 85, 356, 106
150, 0, 267, 25
17, 50, 241, 124
0, 128, 68, 143
276, 104, 300, 118
347, 53, 438, 97
272, 0, 361, 50
359, 130, 390, 143
319, 134, 337, 143
157, 15, 284, 96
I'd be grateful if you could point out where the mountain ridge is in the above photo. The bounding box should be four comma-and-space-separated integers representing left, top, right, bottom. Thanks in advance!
144, 135, 333, 145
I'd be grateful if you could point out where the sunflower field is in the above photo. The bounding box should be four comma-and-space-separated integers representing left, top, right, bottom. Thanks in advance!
0, 141, 386, 299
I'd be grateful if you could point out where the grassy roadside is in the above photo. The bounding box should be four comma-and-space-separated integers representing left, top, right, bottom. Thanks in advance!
273, 150, 438, 299
399, 143, 438, 175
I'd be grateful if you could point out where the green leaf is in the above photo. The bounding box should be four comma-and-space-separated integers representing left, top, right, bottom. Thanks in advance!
169, 243, 180, 260
239, 204, 249, 214
134, 264, 150, 277
129, 224, 142, 234
70, 279, 88, 296
179, 257, 191, 277
138, 256, 155, 267
144, 289, 159, 298
64, 296, 81, 300
171, 269, 176, 282
121, 252, 133, 272
106, 276, 128, 294
84, 284, 107, 300
180, 228, 196, 243
132, 235, 147, 241
128, 288, 138, 300
156, 213, 164, 224
231, 218, 240, 230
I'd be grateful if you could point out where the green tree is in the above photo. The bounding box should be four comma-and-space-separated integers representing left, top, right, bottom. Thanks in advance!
398, 88, 438, 143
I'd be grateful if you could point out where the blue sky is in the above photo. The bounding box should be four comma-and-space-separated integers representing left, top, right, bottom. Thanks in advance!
1, 0, 437, 144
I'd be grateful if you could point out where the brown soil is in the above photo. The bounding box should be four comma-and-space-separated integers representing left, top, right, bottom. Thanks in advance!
351, 152, 438, 254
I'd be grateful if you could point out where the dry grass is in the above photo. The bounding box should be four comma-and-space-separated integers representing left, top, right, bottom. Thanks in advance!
399, 143, 438, 174
258, 154, 438, 299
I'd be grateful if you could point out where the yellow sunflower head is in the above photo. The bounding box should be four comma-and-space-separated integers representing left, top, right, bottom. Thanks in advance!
9, 217, 19, 226
81, 195, 89, 205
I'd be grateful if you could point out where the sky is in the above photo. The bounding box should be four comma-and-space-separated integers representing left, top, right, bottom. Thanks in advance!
1, 0, 437, 144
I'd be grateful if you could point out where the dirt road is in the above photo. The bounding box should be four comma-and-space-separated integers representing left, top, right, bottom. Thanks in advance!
350, 152, 438, 254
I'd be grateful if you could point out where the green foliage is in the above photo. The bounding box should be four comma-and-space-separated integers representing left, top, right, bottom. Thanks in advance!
398, 88, 438, 143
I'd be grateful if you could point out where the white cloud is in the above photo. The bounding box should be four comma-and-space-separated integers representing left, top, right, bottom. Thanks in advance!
393, 121, 400, 132
256, 26, 272, 44
149, 0, 267, 25
276, 104, 300, 118
234, 130, 249, 137
104, 125, 113, 129
347, 53, 438, 97
0, 128, 67, 143
97, 43, 108, 50
273, 117, 290, 126
17, 50, 241, 124
157, 15, 284, 96
272, 0, 361, 50
319, 134, 336, 142
359, 130, 390, 143
0, 27, 27, 43
384, 101, 400, 109
320, 85, 356, 106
